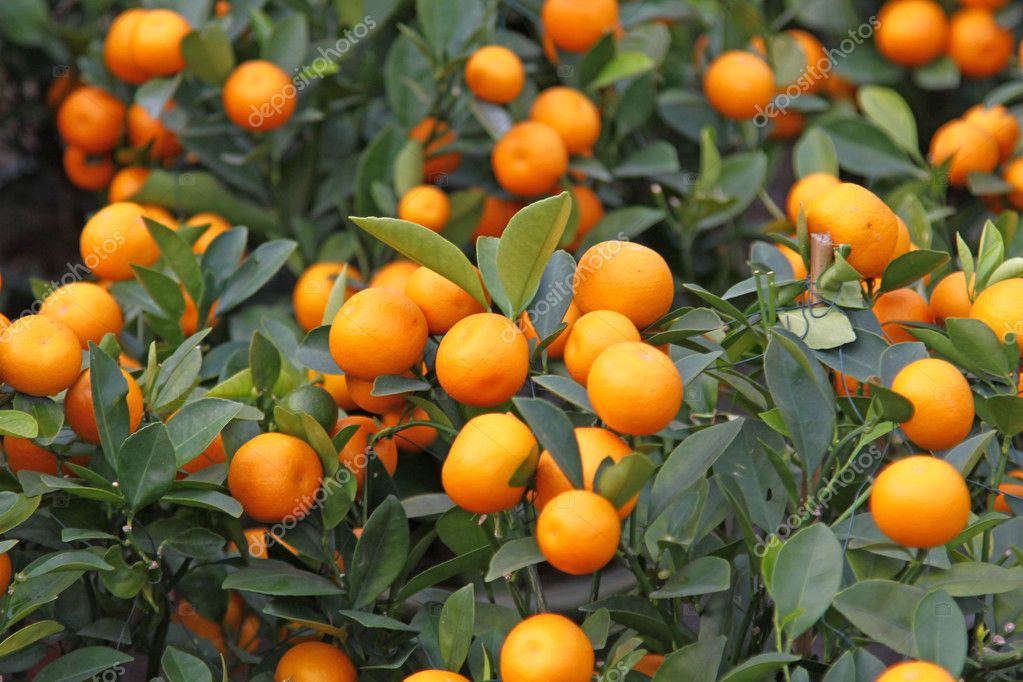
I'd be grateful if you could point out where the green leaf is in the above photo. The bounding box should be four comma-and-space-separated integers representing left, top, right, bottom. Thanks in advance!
12, 395, 62, 442
719, 653, 801, 682
595, 453, 655, 510
181, 25, 235, 85
338, 609, 417, 632
793, 128, 839, 179
0, 620, 64, 658
144, 218, 203, 305
880, 250, 949, 292
615, 141, 680, 178
857, 86, 919, 155
485, 537, 544, 582
249, 331, 282, 394
769, 524, 843, 640
512, 397, 576, 487
164, 528, 226, 560
349, 496, 410, 609
819, 117, 919, 178
99, 547, 146, 599
497, 194, 573, 316
118, 422, 176, 511
223, 564, 342, 596
651, 418, 745, 518
394, 547, 491, 603
393, 140, 424, 197
162, 646, 213, 682
916, 562, 1023, 596
577, 206, 663, 252
588, 52, 655, 90
833, 580, 925, 654
264, 13, 308, 72
439, 583, 475, 672
650, 556, 730, 599
166, 398, 243, 468
217, 240, 298, 314
23, 551, 113, 578
162, 488, 242, 516
911, 589, 966, 676
32, 647, 133, 682
652, 636, 726, 682
0, 410, 38, 438
88, 344, 131, 470
477, 236, 513, 316
776, 307, 856, 350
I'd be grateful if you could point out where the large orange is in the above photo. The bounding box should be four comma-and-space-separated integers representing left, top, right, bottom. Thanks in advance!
368, 259, 420, 293
929, 271, 973, 321
409, 117, 461, 180
870, 455, 970, 548
573, 241, 674, 329
948, 8, 1012, 78
381, 407, 437, 453
0, 315, 82, 396
465, 45, 525, 104
80, 202, 161, 281
588, 342, 682, 436
876, 661, 955, 682
994, 469, 1023, 513
274, 641, 358, 682
397, 185, 450, 232
875, 0, 949, 67
227, 433, 323, 523
404, 672, 470, 682
785, 172, 840, 225
293, 262, 361, 332
334, 415, 398, 491
329, 288, 428, 379
40, 282, 124, 348
435, 313, 530, 407
929, 119, 999, 187
963, 104, 1019, 162
442, 412, 537, 514
127, 103, 182, 160
520, 301, 580, 359
405, 266, 488, 335
104, 9, 150, 84
541, 0, 619, 53
563, 309, 641, 385
65, 368, 145, 445
473, 196, 522, 239
500, 613, 594, 682
537, 489, 620, 574
970, 278, 1023, 355
184, 212, 232, 253
108, 167, 150, 203
63, 147, 114, 191
492, 122, 569, 197
223, 60, 296, 132
529, 87, 601, 155
533, 426, 637, 518
891, 358, 974, 451
57, 86, 125, 155
872, 288, 934, 344
805, 183, 899, 279
3, 436, 58, 475
130, 9, 191, 76
703, 51, 776, 120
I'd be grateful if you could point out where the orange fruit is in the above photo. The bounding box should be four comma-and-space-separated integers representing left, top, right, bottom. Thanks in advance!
492, 121, 569, 197
876, 661, 956, 682
970, 278, 1023, 355
0, 315, 82, 396
634, 654, 665, 677
473, 196, 522, 239
131, 9, 191, 76
930, 271, 973, 321
890, 218, 912, 262
436, 313, 530, 407
776, 243, 808, 280
3, 436, 58, 475
994, 469, 1023, 513
215, 1, 231, 16
785, 172, 840, 225
347, 374, 408, 414
750, 29, 827, 92
406, 266, 488, 335
223, 60, 296, 132
465, 45, 525, 104
404, 672, 471, 682
40, 282, 124, 348
587, 341, 683, 436
567, 185, 604, 250
1003, 156, 1023, 210
334, 415, 398, 490
57, 86, 125, 155
293, 262, 361, 332
240, 527, 270, 559
870, 455, 970, 548
573, 241, 674, 329
381, 407, 437, 453
929, 119, 999, 187
184, 212, 231, 253
0, 552, 10, 594
127, 103, 182, 160
319, 373, 359, 411
703, 51, 776, 120
329, 288, 428, 379
960, 0, 1006, 7
833, 371, 871, 397
104, 9, 151, 84
520, 301, 581, 359
805, 183, 899, 279
175, 600, 226, 654
409, 117, 461, 180
533, 426, 637, 518
398, 185, 451, 232
529, 87, 602, 155
875, 0, 949, 67
181, 289, 218, 336
63, 147, 114, 191
537, 489, 620, 574
65, 368, 144, 445
108, 167, 150, 203
80, 202, 160, 281
564, 310, 641, 385
500, 613, 594, 682
824, 73, 857, 101
768, 110, 805, 140
948, 8, 1012, 78
442, 412, 537, 513
274, 641, 358, 682
891, 358, 974, 451
227, 433, 323, 523
181, 433, 226, 475
872, 288, 934, 344
541, 0, 619, 53
963, 104, 1019, 162
46, 71, 81, 109
369, 259, 420, 292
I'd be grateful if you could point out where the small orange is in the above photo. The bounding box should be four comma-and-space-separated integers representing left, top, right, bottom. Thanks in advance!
768, 110, 806, 140
960, 0, 1006, 7
65, 368, 145, 445
870, 455, 970, 548
293, 262, 361, 332
970, 278, 1023, 355
891, 358, 974, 451
1003, 157, 1023, 210
104, 9, 151, 84
0, 552, 11, 594
587, 341, 683, 436
541, 0, 619, 53
405, 266, 488, 335
529, 87, 602, 155
174, 600, 226, 654
398, 185, 451, 232
40, 282, 123, 348
347, 374, 408, 414
564, 310, 641, 385
537, 489, 620, 574
805, 183, 899, 279
131, 9, 191, 76
3, 436, 58, 475
573, 240, 674, 329
785, 172, 840, 225
703, 51, 776, 120
833, 371, 871, 398
329, 288, 428, 379
80, 202, 161, 281
127, 103, 182, 160
876, 661, 956, 682
57, 86, 125, 155
823, 73, 857, 101
334, 415, 398, 491
409, 117, 462, 180
442, 412, 538, 514
223, 60, 296, 132
948, 8, 1013, 78
492, 121, 569, 197
184, 212, 232, 253
240, 527, 270, 559
46, 71, 81, 109
381, 407, 437, 453
368, 259, 420, 292
500, 613, 594, 682
227, 433, 323, 523
634, 654, 665, 677
404, 672, 471, 682
776, 243, 808, 280
964, 104, 1019, 162
873, 288, 934, 344
181, 289, 218, 336
0, 315, 82, 396
930, 271, 973, 321
215, 1, 231, 16
274, 641, 358, 682
108, 167, 150, 203
435, 313, 530, 407
63, 147, 114, 191
319, 373, 359, 411
567, 185, 604, 250
533, 426, 637, 518
929, 119, 999, 187
181, 433, 226, 475
520, 301, 581, 359
465, 45, 525, 104
875, 0, 949, 67
473, 196, 522, 239
994, 469, 1023, 513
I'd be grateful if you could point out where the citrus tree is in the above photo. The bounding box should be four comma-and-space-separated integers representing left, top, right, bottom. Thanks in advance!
2, 0, 1023, 681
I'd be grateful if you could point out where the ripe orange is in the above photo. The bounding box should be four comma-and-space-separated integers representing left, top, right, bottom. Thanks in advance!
785, 172, 840, 225
347, 374, 407, 414
533, 426, 637, 517
891, 358, 974, 451
1003, 157, 1023, 210
703, 51, 776, 120
963, 104, 1019, 162
0, 315, 82, 396
80, 202, 161, 281
473, 196, 522, 239
970, 278, 1023, 355
492, 121, 569, 197
960, 0, 1006, 7
529, 87, 602, 155
537, 489, 620, 574
368, 259, 420, 292
890, 218, 912, 262
564, 310, 641, 385
875, 0, 949, 67
404, 672, 471, 682
127, 103, 182, 161
227, 433, 323, 523
930, 271, 973, 321
573, 241, 674, 329
634, 654, 665, 677
587, 341, 683, 435
174, 600, 226, 654
328, 288, 428, 379
436, 313, 530, 407
3, 436, 58, 475
108, 167, 150, 203
776, 243, 808, 280
567, 185, 604, 250
768, 110, 806, 140
184, 212, 231, 253
293, 262, 361, 332
541, 0, 619, 53
57, 86, 126, 155
948, 8, 1012, 78
833, 371, 871, 397
994, 469, 1023, 513
40, 282, 124, 348
334, 415, 398, 491
0, 552, 10, 594
871, 455, 970, 548
223, 60, 296, 132
63, 147, 115, 191
65, 368, 144, 445
104, 9, 150, 84
405, 266, 488, 335
805, 183, 899, 279
465, 45, 525, 104
409, 117, 462, 180
181, 434, 226, 475
397, 185, 451, 232
929, 119, 999, 187
876, 661, 956, 682
872, 288, 934, 344
500, 613, 594, 682
381, 407, 437, 453
274, 641, 358, 682
520, 301, 581, 359
442, 412, 537, 513
181, 289, 218, 336
318, 372, 359, 411
131, 9, 191, 76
